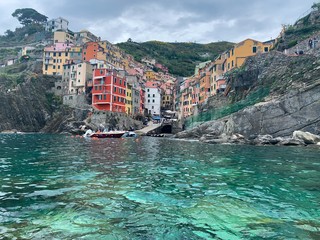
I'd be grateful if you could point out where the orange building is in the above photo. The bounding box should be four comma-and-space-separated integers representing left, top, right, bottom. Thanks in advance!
92, 69, 126, 112
199, 66, 211, 104
82, 42, 100, 61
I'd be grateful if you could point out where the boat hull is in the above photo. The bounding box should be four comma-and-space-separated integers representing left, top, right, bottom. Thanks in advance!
90, 132, 125, 138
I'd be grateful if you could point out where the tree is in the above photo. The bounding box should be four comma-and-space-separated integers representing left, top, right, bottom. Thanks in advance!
4, 29, 14, 38
12, 8, 48, 26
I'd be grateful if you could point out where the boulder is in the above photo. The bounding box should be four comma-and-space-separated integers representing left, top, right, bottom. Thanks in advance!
293, 130, 320, 144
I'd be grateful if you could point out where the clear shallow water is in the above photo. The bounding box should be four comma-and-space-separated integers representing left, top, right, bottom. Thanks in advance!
0, 134, 319, 240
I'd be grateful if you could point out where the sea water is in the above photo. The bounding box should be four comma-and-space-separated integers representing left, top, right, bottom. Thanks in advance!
0, 133, 319, 239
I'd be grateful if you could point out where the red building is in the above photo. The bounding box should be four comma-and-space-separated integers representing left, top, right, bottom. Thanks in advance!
83, 42, 100, 61
140, 88, 145, 114
92, 69, 126, 112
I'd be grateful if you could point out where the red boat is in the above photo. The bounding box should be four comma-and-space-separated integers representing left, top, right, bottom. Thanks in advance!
84, 130, 126, 138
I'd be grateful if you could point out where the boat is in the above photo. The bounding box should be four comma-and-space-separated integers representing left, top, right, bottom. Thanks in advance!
83, 129, 126, 138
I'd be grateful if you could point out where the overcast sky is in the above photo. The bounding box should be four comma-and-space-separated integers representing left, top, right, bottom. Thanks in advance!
0, 0, 316, 44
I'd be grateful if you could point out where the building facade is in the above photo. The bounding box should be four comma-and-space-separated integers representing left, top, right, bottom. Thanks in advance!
145, 81, 161, 115
92, 69, 126, 112
46, 17, 69, 32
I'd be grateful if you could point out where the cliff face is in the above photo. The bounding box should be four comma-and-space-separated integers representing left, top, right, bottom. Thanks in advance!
177, 49, 320, 144
0, 73, 59, 132
176, 83, 320, 143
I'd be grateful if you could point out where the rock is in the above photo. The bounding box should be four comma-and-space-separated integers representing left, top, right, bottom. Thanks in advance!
278, 137, 305, 146
252, 135, 277, 145
293, 130, 320, 144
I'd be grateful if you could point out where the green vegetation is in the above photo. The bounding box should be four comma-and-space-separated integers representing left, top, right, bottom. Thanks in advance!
276, 5, 320, 51
117, 40, 234, 76
0, 63, 28, 89
12, 8, 48, 26
0, 8, 49, 47
0, 48, 20, 62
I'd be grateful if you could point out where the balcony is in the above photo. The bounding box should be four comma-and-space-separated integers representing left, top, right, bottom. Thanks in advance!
216, 75, 224, 81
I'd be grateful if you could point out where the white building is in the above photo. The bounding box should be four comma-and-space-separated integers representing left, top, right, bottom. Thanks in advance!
145, 82, 162, 115
46, 17, 69, 32
62, 61, 93, 95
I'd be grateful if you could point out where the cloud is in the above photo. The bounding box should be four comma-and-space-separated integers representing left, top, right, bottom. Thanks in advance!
0, 0, 316, 43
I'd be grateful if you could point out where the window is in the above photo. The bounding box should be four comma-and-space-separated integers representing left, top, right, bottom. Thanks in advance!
264, 47, 269, 52
148, 94, 150, 97
152, 106, 154, 109
120, 79, 122, 85
59, 53, 62, 57
147, 89, 150, 92
114, 87, 116, 92
114, 96, 116, 101
104, 95, 106, 100
232, 60, 234, 67
53, 52, 56, 57
231, 48, 234, 56
148, 99, 150, 103
253, 46, 257, 53
114, 78, 117, 83
65, 52, 68, 57
153, 94, 155, 97
153, 99, 155, 103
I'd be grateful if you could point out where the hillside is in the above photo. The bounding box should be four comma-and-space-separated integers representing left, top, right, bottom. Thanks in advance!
117, 41, 234, 76
276, 3, 320, 51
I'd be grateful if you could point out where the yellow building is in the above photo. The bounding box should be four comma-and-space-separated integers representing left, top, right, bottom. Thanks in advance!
225, 38, 273, 71
54, 30, 74, 44
145, 70, 156, 80
126, 83, 133, 115
43, 43, 73, 75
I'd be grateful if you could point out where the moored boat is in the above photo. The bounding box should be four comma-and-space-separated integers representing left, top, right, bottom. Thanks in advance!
83, 129, 126, 138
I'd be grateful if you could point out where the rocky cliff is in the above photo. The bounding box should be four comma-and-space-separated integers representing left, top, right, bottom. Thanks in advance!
176, 50, 320, 145
0, 62, 143, 134
0, 62, 62, 132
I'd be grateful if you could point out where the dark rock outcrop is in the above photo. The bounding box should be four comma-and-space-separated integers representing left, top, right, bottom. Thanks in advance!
0, 74, 58, 132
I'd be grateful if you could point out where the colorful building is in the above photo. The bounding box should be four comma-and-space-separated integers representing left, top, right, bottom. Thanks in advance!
125, 82, 132, 115
62, 61, 93, 95
54, 30, 74, 44
225, 38, 273, 71
145, 81, 162, 115
82, 42, 100, 61
92, 69, 126, 112
145, 70, 156, 81
42, 43, 74, 75
211, 53, 227, 95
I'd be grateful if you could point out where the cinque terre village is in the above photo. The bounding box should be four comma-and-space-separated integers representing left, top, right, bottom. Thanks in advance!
1, 0, 320, 239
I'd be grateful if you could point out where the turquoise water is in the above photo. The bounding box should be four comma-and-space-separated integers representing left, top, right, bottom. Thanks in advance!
0, 134, 319, 239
